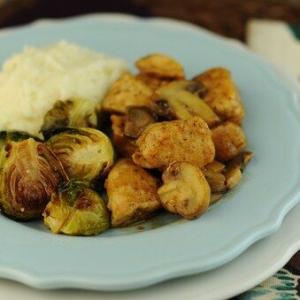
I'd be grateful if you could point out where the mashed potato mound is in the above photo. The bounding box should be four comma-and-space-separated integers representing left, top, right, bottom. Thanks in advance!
0, 41, 127, 136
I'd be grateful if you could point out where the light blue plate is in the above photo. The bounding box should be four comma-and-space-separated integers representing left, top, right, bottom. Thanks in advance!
0, 14, 300, 291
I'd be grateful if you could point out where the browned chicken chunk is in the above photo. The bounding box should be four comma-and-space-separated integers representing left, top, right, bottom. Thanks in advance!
135, 73, 170, 91
194, 67, 244, 124
105, 159, 161, 227
212, 122, 246, 162
102, 73, 153, 114
136, 53, 185, 79
132, 116, 215, 168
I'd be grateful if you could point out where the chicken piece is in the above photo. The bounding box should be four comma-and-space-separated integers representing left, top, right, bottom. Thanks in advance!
136, 73, 170, 91
102, 73, 153, 114
212, 122, 246, 162
132, 117, 215, 169
136, 53, 185, 79
105, 159, 161, 227
158, 162, 210, 219
110, 115, 137, 158
152, 80, 220, 127
194, 67, 244, 124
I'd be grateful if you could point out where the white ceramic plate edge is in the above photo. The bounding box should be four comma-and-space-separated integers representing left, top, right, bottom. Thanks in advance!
0, 14, 300, 291
0, 201, 300, 300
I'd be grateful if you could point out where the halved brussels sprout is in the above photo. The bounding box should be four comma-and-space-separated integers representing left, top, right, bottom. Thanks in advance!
0, 131, 40, 168
41, 98, 98, 139
43, 181, 109, 235
0, 131, 38, 143
0, 138, 67, 220
152, 80, 220, 126
47, 128, 114, 182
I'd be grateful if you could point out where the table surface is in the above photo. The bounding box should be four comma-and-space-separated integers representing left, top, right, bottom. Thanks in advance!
0, 1, 300, 299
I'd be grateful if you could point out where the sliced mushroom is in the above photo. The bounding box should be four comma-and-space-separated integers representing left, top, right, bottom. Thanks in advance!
212, 122, 246, 162
194, 67, 245, 124
102, 73, 153, 114
132, 117, 215, 169
224, 151, 253, 190
227, 151, 253, 172
124, 106, 157, 139
152, 80, 220, 126
136, 53, 185, 79
158, 162, 211, 219
110, 115, 137, 158
105, 159, 161, 227
204, 160, 225, 173
203, 170, 227, 193
225, 166, 242, 189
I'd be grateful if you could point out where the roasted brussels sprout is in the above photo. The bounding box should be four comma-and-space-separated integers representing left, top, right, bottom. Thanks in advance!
132, 117, 215, 169
212, 122, 246, 162
0, 131, 38, 143
0, 131, 40, 168
0, 138, 67, 220
47, 128, 114, 182
105, 159, 161, 227
193, 67, 245, 124
135, 54, 185, 79
41, 98, 98, 139
152, 80, 220, 126
102, 73, 153, 114
158, 162, 211, 219
43, 181, 109, 235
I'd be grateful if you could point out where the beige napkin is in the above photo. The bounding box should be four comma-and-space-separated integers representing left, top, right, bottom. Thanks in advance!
247, 19, 300, 83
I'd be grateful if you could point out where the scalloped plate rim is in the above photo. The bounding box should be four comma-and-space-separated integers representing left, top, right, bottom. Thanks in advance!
0, 13, 299, 291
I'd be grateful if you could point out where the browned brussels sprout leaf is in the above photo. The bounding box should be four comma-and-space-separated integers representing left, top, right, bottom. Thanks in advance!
43, 180, 109, 236
47, 128, 114, 182
0, 138, 67, 220
41, 98, 98, 139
